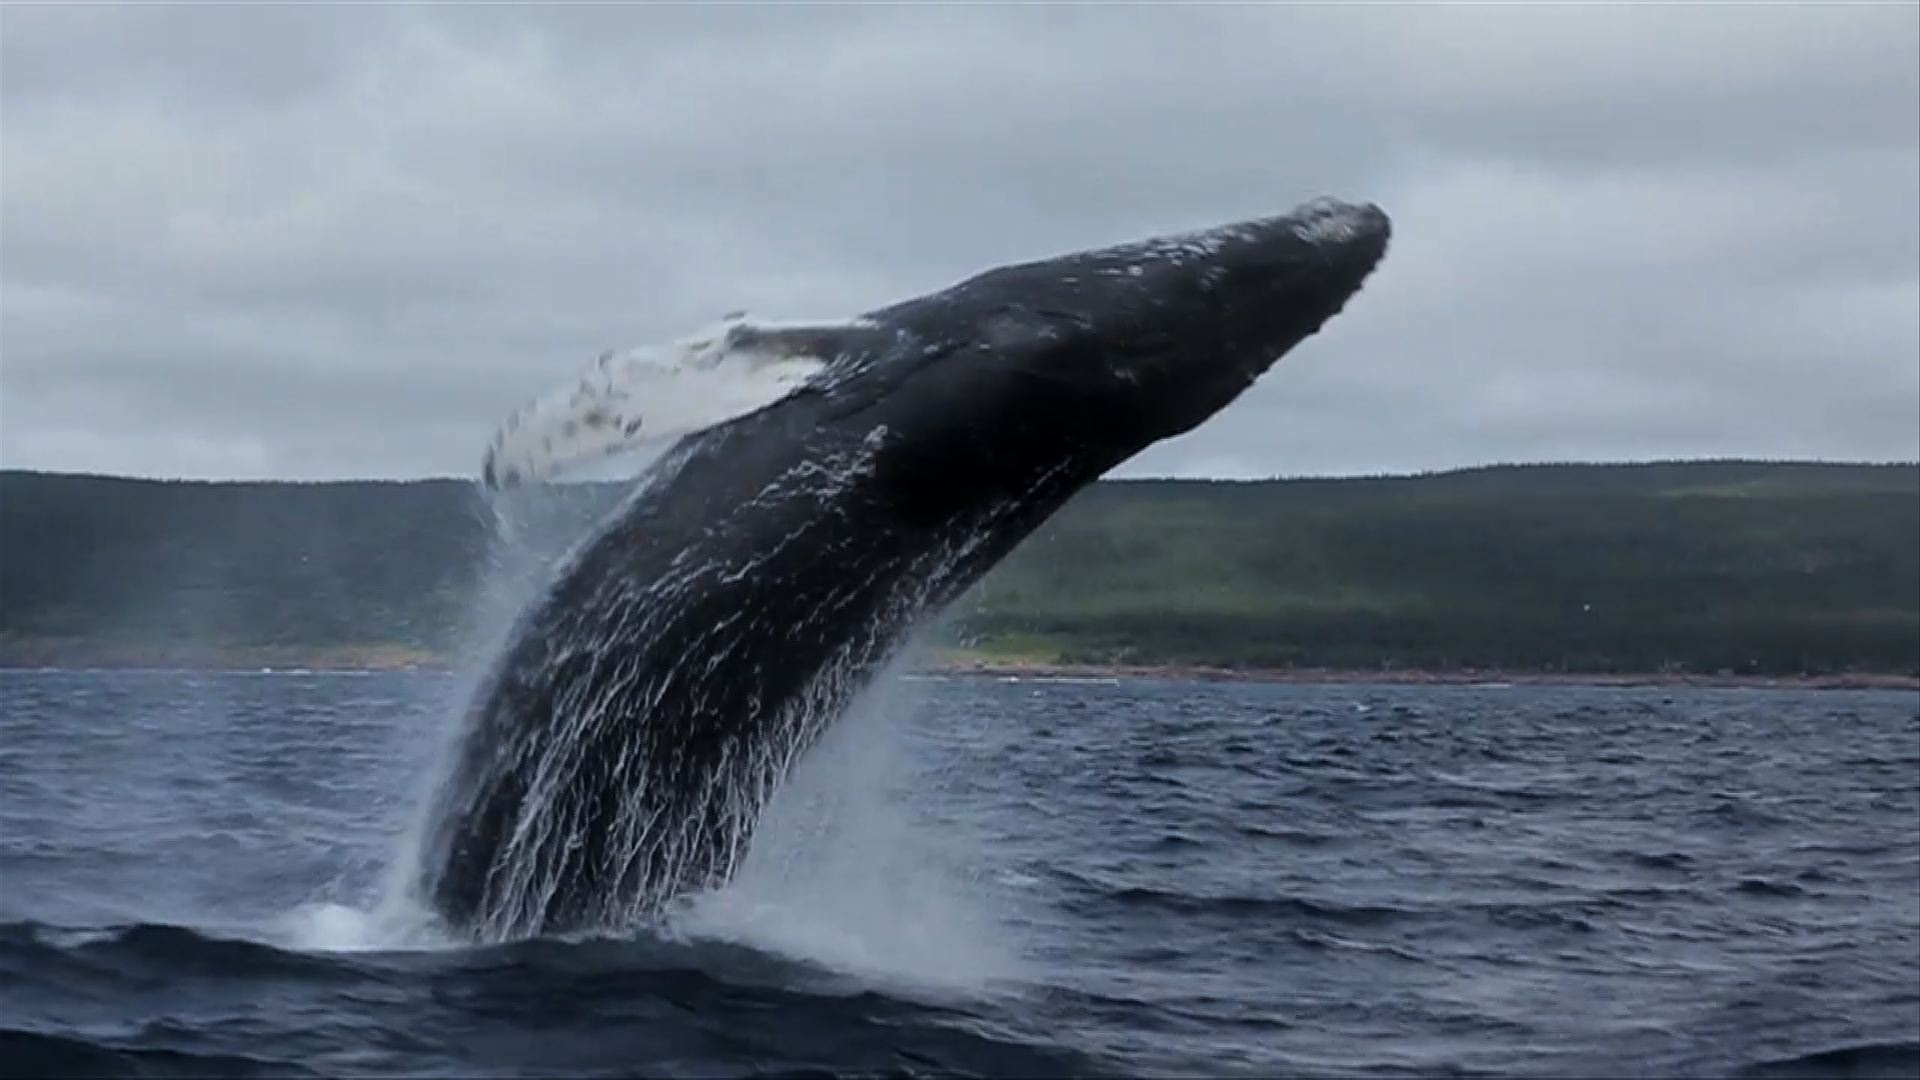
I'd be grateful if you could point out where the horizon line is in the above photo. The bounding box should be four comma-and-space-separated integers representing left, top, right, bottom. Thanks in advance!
4, 456, 1918, 487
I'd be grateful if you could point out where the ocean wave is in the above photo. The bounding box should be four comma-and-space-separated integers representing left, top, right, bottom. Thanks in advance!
1737, 1040, 1920, 1079
0, 918, 1094, 1079
0, 1029, 319, 1080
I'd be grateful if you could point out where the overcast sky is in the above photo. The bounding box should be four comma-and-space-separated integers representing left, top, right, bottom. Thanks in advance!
3, 3, 1916, 481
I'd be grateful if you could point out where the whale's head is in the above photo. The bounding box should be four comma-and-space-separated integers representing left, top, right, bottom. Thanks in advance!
1074, 198, 1390, 441
847, 198, 1391, 494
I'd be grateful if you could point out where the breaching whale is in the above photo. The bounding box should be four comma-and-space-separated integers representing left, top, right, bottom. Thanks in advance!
419, 198, 1392, 940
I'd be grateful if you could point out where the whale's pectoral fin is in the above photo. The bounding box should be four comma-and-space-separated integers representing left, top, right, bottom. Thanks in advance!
481, 319, 875, 490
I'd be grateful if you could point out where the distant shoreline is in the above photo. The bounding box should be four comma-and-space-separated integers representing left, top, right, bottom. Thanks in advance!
2, 645, 1914, 691
926, 660, 1920, 691
9, 463, 1916, 684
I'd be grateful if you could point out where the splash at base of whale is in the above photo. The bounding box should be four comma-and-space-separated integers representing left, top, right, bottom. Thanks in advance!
418, 198, 1392, 940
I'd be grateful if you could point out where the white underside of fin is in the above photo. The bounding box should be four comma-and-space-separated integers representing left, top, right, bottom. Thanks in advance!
483, 318, 831, 489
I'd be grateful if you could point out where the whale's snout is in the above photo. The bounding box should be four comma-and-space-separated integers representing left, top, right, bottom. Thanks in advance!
1056, 197, 1390, 442
1231, 197, 1391, 353
1290, 198, 1392, 294
1289, 198, 1392, 253
1219, 197, 1392, 315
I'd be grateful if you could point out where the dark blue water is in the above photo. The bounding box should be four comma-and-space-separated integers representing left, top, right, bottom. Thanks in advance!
1, 670, 1915, 1078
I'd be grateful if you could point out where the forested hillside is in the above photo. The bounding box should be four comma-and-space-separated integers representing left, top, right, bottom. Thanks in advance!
2, 462, 1915, 676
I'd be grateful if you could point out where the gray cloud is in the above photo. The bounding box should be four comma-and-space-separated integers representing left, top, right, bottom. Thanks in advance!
3, 3, 1915, 480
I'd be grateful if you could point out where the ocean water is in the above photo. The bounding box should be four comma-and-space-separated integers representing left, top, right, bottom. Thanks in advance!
0, 669, 1915, 1079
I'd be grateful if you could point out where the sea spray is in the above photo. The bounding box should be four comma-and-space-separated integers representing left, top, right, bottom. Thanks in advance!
667, 648, 1029, 992
282, 456, 1002, 962
305, 479, 643, 949
441, 524, 1003, 940
415, 419, 1035, 942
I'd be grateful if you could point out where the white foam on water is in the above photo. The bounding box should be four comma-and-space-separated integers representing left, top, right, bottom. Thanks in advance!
669, 656, 1030, 995
273, 898, 456, 954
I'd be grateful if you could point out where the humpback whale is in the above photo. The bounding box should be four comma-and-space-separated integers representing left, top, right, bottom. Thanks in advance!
420, 197, 1392, 940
